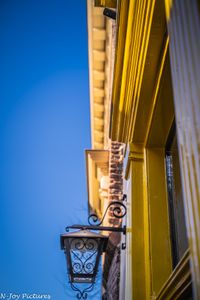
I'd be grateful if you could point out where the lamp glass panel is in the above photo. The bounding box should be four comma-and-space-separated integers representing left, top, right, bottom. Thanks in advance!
69, 238, 99, 281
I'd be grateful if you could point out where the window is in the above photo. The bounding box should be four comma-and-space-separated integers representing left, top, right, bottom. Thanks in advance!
165, 124, 188, 267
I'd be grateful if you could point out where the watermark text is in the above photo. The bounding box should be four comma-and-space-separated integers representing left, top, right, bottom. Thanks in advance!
0, 293, 51, 300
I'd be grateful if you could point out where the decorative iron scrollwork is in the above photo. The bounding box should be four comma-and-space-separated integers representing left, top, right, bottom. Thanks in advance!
70, 282, 94, 299
88, 199, 127, 226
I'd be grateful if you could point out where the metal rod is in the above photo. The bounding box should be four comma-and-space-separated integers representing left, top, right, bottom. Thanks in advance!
65, 225, 126, 235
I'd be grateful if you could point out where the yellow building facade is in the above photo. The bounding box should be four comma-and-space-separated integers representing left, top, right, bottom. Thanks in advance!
86, 0, 200, 299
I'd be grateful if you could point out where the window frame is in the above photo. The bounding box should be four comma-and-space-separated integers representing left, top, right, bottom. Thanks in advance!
145, 48, 192, 298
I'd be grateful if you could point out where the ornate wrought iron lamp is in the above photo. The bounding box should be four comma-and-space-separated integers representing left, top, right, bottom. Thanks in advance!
60, 229, 108, 299
60, 197, 127, 299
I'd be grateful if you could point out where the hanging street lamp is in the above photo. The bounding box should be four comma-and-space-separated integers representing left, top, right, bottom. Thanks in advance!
60, 198, 127, 299
60, 229, 108, 283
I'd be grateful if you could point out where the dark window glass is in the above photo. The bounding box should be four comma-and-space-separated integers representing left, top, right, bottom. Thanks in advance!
165, 126, 188, 268
179, 285, 193, 300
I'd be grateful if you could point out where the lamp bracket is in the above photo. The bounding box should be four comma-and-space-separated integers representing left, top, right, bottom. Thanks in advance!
66, 195, 127, 235
88, 195, 127, 227
65, 224, 126, 235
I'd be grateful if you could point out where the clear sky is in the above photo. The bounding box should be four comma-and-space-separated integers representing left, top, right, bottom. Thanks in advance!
0, 1, 101, 299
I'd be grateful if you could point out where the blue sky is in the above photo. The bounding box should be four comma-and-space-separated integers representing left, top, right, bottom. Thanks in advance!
0, 1, 101, 299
